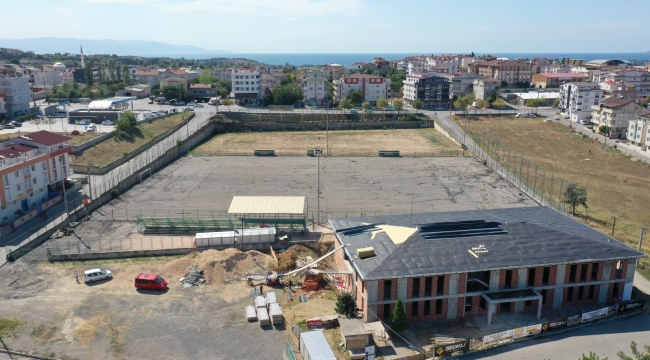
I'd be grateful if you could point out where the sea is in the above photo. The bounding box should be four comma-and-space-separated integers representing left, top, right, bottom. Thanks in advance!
171, 53, 650, 67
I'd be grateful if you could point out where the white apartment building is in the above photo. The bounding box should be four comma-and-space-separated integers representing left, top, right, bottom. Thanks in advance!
604, 68, 650, 97
559, 82, 602, 123
591, 98, 650, 139
407, 62, 425, 76
627, 115, 650, 152
33, 68, 63, 89
302, 77, 328, 106
231, 67, 261, 104
333, 73, 391, 106
571, 66, 602, 83
0, 131, 72, 225
0, 75, 32, 120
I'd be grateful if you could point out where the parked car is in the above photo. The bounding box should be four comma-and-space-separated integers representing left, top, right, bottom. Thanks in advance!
384, 106, 395, 111
148, 99, 154, 104
135, 273, 167, 291
78, 120, 91, 125
184, 107, 194, 112
0, 125, 4, 130
579, 120, 589, 125
132, 96, 137, 100
84, 268, 113, 283
553, 116, 560, 120
86, 124, 97, 132
434, 107, 446, 110
9, 121, 21, 127
3, 124, 14, 129
102, 120, 114, 126
195, 103, 203, 108
178, 101, 186, 106
544, 119, 553, 123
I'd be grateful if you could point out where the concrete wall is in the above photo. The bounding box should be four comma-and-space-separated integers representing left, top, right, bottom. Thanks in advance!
71, 131, 113, 153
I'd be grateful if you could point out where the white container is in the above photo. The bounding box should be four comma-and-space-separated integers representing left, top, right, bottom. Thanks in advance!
265, 291, 277, 305
255, 295, 266, 309
245, 306, 257, 322
257, 306, 270, 326
269, 303, 283, 325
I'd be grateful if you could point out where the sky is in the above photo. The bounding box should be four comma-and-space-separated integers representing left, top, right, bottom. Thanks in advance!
3, 0, 650, 53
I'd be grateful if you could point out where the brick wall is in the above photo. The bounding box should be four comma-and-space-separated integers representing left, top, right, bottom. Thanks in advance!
377, 279, 398, 302
458, 273, 467, 295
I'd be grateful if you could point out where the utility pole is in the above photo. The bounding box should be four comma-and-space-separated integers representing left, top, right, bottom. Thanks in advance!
638, 228, 645, 267
130, 78, 134, 110
410, 193, 414, 220
326, 111, 329, 156
61, 178, 69, 228
316, 149, 321, 225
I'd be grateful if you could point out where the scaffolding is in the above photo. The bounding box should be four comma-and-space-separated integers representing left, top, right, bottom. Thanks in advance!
135, 213, 307, 235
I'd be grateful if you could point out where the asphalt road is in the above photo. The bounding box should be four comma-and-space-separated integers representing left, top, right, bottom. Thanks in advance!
461, 313, 650, 360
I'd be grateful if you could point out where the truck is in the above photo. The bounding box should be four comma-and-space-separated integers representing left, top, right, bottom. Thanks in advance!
156, 97, 166, 103
208, 97, 218, 105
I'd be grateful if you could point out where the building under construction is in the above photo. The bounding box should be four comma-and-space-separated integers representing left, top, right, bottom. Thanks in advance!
136, 196, 307, 235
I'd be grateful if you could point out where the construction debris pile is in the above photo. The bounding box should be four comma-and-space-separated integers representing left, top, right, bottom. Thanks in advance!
180, 265, 209, 286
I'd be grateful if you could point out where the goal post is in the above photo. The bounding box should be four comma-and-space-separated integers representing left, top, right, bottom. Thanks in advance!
139, 168, 152, 184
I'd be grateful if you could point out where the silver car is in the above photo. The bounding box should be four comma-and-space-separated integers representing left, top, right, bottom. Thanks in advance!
84, 268, 113, 283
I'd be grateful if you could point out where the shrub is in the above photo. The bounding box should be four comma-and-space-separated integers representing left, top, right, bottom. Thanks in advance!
335, 293, 359, 318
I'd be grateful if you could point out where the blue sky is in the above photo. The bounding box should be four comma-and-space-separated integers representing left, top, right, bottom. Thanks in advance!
4, 0, 650, 53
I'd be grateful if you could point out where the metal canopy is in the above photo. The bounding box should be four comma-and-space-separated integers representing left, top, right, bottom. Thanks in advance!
482, 289, 541, 303
228, 196, 305, 215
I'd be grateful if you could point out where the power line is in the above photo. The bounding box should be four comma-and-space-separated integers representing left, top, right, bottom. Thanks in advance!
364, 307, 434, 359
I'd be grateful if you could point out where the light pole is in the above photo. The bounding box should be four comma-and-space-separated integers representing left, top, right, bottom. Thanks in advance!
316, 149, 322, 225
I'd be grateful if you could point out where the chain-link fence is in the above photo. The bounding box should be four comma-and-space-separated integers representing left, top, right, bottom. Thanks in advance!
190, 148, 466, 157
221, 111, 425, 123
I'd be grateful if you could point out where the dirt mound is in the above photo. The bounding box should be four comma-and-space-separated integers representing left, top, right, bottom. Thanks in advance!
160, 252, 200, 277
274, 244, 317, 273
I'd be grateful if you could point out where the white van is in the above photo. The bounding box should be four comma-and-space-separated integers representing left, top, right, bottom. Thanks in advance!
84, 268, 113, 283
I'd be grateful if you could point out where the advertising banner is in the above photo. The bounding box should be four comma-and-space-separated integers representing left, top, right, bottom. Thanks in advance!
581, 307, 608, 323
616, 300, 645, 314
541, 318, 567, 332
433, 340, 468, 357
514, 324, 542, 339
566, 314, 581, 327
482, 330, 514, 347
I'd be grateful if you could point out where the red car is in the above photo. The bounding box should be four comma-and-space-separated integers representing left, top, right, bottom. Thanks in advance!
135, 273, 167, 291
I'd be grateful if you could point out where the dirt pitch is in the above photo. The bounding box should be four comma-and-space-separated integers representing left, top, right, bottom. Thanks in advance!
192, 128, 459, 155
458, 115, 650, 274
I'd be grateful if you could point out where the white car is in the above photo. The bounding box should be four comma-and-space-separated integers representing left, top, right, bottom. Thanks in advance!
85, 124, 97, 132
102, 120, 114, 126
579, 120, 589, 125
84, 268, 113, 283
195, 103, 203, 108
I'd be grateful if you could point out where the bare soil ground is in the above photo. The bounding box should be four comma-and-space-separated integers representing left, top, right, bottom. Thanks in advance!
192, 129, 459, 155
457, 116, 650, 274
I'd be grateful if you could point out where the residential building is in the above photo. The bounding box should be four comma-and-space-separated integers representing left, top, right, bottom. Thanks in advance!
133, 70, 165, 86
604, 68, 650, 97
402, 73, 449, 108
627, 115, 650, 152
324, 64, 344, 81
0, 75, 32, 120
303, 67, 327, 79
591, 98, 650, 138
599, 81, 638, 100
128, 67, 148, 80
33, 68, 62, 89
167, 68, 190, 79
529, 57, 553, 74
559, 82, 602, 123
189, 84, 217, 102
231, 67, 261, 104
333, 73, 391, 106
210, 68, 232, 82
115, 84, 152, 99
160, 77, 190, 90
0, 131, 73, 225
571, 66, 603, 83
364, 57, 390, 72
531, 73, 588, 89
425, 54, 473, 73
329, 207, 644, 324
511, 91, 560, 107
347, 62, 366, 73
469, 60, 532, 86
440, 73, 482, 98
586, 59, 632, 67
0, 93, 6, 120
473, 78, 501, 100
541, 64, 573, 74
301, 77, 328, 106
561, 58, 586, 66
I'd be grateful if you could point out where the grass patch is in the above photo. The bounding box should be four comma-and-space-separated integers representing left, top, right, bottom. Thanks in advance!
71, 113, 188, 168
57, 131, 104, 146
297, 320, 309, 331
0, 318, 24, 337
31, 324, 58, 341
457, 116, 650, 276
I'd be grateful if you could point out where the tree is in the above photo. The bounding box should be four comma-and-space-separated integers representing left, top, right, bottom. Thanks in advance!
580, 352, 607, 360
564, 182, 588, 215
476, 99, 489, 108
361, 101, 371, 109
393, 100, 404, 110
390, 299, 408, 333
9, 58, 20, 65
84, 59, 94, 87
272, 83, 303, 105
123, 70, 130, 86
598, 125, 610, 136
454, 93, 474, 109
412, 99, 423, 113
152, 88, 161, 96
221, 99, 234, 109
122, 111, 137, 127
339, 98, 353, 109
501, 81, 508, 88
199, 71, 217, 84
115, 118, 131, 134
618, 341, 650, 360
377, 98, 389, 108
347, 90, 363, 106
525, 99, 539, 112
552, 98, 560, 108
161, 84, 194, 103
327, 82, 335, 104
334, 292, 359, 318
487, 91, 498, 104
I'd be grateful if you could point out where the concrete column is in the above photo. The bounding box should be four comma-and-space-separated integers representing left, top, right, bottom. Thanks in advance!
515, 300, 524, 312
598, 262, 612, 304
397, 278, 407, 301
537, 298, 542, 320
626, 262, 636, 281
487, 300, 493, 326
623, 282, 633, 301
366, 280, 378, 303
489, 270, 500, 291
553, 265, 566, 309
517, 268, 527, 289
447, 274, 459, 320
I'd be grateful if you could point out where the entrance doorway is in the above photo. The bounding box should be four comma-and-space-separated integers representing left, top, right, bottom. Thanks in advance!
500, 302, 512, 313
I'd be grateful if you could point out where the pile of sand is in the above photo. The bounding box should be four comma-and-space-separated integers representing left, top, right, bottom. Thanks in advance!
161, 249, 274, 284
273, 244, 317, 273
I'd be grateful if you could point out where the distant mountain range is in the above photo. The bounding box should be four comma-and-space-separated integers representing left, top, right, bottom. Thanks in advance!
0, 37, 232, 57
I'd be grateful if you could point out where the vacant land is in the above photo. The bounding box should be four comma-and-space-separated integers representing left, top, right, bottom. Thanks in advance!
457, 116, 650, 272
192, 129, 459, 156
71, 113, 189, 168
98, 156, 534, 221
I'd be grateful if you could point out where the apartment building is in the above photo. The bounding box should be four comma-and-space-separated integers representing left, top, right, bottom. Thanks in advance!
0, 93, 6, 120
591, 98, 650, 138
302, 77, 328, 106
425, 55, 473, 73
469, 60, 532, 85
333, 73, 391, 106
33, 68, 63, 89
0, 75, 32, 120
0, 131, 72, 225
210, 68, 232, 82
324, 64, 345, 81
531, 73, 588, 89
440, 73, 482, 98
231, 67, 261, 104
559, 82, 602, 123
189, 84, 216, 102
571, 66, 602, 83
627, 115, 650, 152
604, 68, 650, 97
329, 207, 643, 324
160, 77, 190, 90
473, 77, 501, 100
133, 70, 167, 86
599, 81, 638, 100
402, 73, 450, 108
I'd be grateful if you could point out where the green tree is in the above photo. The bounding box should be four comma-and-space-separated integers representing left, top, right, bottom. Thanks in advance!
327, 82, 335, 104
412, 99, 423, 113
552, 98, 560, 108
334, 292, 359, 318
564, 182, 588, 215
221, 99, 234, 108
123, 70, 130, 86
476, 99, 489, 108
487, 91, 498, 104
339, 98, 353, 109
115, 118, 131, 135
501, 81, 508, 87
361, 101, 371, 109
598, 125, 610, 136
161, 84, 194, 103
122, 111, 137, 127
347, 90, 363, 106
97, 62, 105, 83
393, 100, 404, 110
454, 93, 475, 109
391, 299, 408, 333
580, 352, 607, 360
272, 83, 303, 105
618, 341, 650, 360
84, 59, 94, 87
525, 99, 539, 112
377, 98, 389, 108
152, 88, 161, 96
199, 71, 216, 84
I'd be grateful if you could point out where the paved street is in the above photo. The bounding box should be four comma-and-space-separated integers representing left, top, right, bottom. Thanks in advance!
462, 313, 650, 360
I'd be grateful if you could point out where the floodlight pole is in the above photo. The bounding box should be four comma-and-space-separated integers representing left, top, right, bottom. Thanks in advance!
317, 149, 321, 225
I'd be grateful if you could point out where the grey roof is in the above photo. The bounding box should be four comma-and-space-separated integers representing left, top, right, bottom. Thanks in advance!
300, 330, 337, 360
339, 318, 372, 337
329, 206, 646, 280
